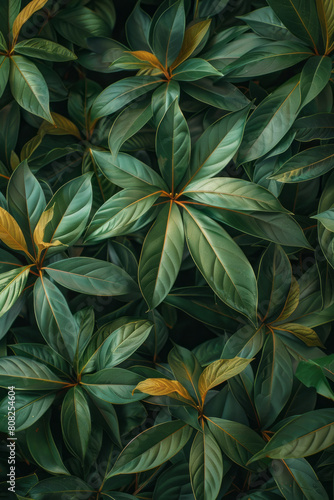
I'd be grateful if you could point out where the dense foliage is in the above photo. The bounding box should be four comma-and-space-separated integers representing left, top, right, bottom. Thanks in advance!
0, 0, 334, 498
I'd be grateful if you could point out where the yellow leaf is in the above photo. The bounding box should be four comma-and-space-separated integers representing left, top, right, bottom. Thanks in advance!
12, 0, 49, 45
0, 207, 31, 257
129, 51, 166, 71
39, 113, 81, 140
33, 205, 63, 256
273, 278, 300, 323
20, 135, 43, 161
316, 0, 334, 53
274, 323, 324, 347
171, 20, 211, 70
198, 357, 253, 402
133, 378, 195, 403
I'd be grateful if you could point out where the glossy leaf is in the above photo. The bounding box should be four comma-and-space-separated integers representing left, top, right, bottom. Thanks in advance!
190, 425, 223, 500
10, 56, 52, 122
156, 99, 190, 191
183, 205, 258, 323
108, 420, 193, 476
250, 409, 334, 462
44, 257, 138, 297
61, 386, 91, 462
139, 202, 184, 310
34, 276, 79, 363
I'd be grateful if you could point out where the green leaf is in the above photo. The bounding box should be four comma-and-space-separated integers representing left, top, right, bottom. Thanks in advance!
151, 0, 185, 68
317, 171, 334, 268
222, 325, 265, 359
267, 0, 321, 49
42, 173, 92, 252
34, 276, 79, 363
183, 205, 258, 323
0, 55, 10, 99
271, 457, 329, 500
238, 6, 303, 41
207, 208, 312, 249
223, 41, 312, 78
0, 356, 67, 390
153, 462, 189, 500
168, 344, 202, 404
190, 425, 223, 500
238, 76, 301, 164
0, 392, 55, 432
126, 1, 151, 51
182, 79, 251, 112
14, 39, 77, 62
108, 420, 192, 476
29, 476, 92, 500
165, 286, 242, 331
249, 409, 334, 462
81, 367, 145, 404
254, 333, 293, 428
0, 266, 30, 318
316, 0, 334, 53
183, 177, 288, 212
300, 56, 332, 108
108, 99, 153, 156
95, 319, 153, 370
139, 202, 184, 310
84, 187, 162, 243
206, 416, 265, 470
295, 355, 334, 400
294, 113, 334, 141
271, 145, 334, 183
313, 208, 334, 232
44, 257, 138, 297
257, 244, 292, 322
172, 58, 222, 81
156, 98, 190, 191
9, 343, 71, 380
90, 76, 162, 120
151, 80, 180, 126
10, 55, 53, 122
182, 106, 250, 187
0, 101, 20, 167
7, 160, 46, 249
26, 413, 70, 475
92, 150, 167, 190
61, 386, 91, 462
